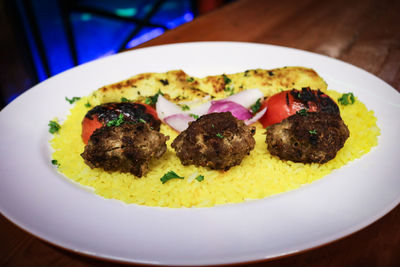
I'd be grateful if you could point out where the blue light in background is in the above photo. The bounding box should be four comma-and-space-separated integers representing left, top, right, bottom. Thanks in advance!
21, 0, 194, 81
166, 12, 194, 29
126, 27, 165, 48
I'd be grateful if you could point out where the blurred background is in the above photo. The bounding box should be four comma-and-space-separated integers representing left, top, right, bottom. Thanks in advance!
0, 0, 233, 109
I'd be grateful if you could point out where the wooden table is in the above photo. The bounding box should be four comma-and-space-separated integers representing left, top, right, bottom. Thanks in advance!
1, 0, 399, 266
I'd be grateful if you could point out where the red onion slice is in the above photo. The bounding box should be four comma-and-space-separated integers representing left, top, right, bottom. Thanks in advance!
225, 88, 263, 108
156, 95, 183, 120
208, 100, 253, 120
164, 114, 195, 132
245, 107, 267, 125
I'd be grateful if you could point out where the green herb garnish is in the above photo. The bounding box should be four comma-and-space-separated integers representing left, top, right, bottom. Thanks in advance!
107, 114, 124, 127
250, 98, 261, 114
145, 90, 163, 105
338, 92, 355, 105
85, 102, 91, 108
296, 109, 308, 116
48, 120, 61, 134
189, 113, 199, 119
65, 96, 81, 104
186, 77, 195, 82
160, 171, 184, 184
195, 175, 204, 182
224, 85, 235, 95
139, 118, 147, 124
216, 133, 224, 139
121, 97, 130, 102
180, 104, 190, 111
222, 74, 231, 85
51, 159, 60, 167
309, 129, 317, 135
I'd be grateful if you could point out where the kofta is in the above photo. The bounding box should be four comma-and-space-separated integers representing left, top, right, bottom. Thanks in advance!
81, 102, 161, 144
266, 112, 349, 163
171, 112, 256, 170
81, 122, 169, 177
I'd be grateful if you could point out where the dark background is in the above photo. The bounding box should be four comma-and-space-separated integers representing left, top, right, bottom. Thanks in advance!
0, 0, 232, 109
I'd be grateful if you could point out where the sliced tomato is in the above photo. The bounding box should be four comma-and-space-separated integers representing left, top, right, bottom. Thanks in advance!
81, 115, 103, 144
140, 103, 159, 120
259, 90, 322, 128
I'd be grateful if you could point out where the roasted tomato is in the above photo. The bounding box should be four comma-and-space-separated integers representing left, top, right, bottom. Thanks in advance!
140, 103, 159, 120
81, 102, 161, 144
259, 88, 339, 128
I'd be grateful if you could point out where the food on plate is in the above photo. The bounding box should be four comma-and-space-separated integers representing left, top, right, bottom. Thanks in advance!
259, 87, 339, 128
171, 112, 256, 170
81, 122, 168, 177
81, 102, 160, 144
266, 112, 349, 163
156, 89, 266, 132
261, 87, 349, 163
92, 67, 327, 103
50, 67, 380, 208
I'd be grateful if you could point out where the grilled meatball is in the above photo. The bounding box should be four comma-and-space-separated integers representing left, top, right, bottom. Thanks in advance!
266, 112, 349, 163
81, 123, 169, 177
171, 112, 256, 170
84, 102, 161, 130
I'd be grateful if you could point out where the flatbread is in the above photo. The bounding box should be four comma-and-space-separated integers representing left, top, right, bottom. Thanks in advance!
90, 66, 327, 103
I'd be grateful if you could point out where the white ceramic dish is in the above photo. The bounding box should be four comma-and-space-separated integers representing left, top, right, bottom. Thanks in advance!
0, 42, 399, 266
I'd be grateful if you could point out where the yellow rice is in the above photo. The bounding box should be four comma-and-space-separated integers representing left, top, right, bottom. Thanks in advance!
50, 89, 380, 208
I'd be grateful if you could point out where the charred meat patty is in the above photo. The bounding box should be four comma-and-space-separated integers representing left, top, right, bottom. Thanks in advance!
81, 102, 161, 144
81, 123, 169, 177
171, 112, 256, 170
266, 112, 349, 163
84, 102, 160, 130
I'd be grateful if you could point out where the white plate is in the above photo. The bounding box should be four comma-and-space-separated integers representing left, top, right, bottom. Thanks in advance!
0, 42, 399, 266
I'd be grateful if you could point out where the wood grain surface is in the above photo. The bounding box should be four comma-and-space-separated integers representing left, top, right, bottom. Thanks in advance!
1, 0, 399, 266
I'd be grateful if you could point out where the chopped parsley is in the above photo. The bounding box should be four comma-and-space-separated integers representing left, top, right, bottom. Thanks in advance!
48, 120, 61, 134
338, 92, 355, 105
250, 98, 262, 114
107, 114, 124, 127
84, 102, 91, 108
222, 74, 234, 95
195, 175, 204, 182
65, 96, 81, 104
145, 90, 163, 105
216, 133, 224, 139
296, 108, 308, 116
51, 159, 60, 167
222, 74, 231, 85
309, 129, 317, 135
186, 77, 195, 82
224, 85, 235, 95
244, 70, 250, 77
180, 104, 190, 111
160, 171, 184, 184
189, 113, 199, 119
121, 97, 130, 102
139, 118, 147, 124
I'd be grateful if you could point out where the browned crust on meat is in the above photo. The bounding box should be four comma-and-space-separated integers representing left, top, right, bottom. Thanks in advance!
266, 112, 349, 163
171, 112, 256, 170
81, 123, 169, 177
